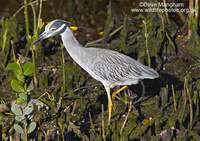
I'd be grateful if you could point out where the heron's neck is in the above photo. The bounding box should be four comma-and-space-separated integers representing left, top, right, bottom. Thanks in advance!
60, 28, 87, 68
61, 28, 83, 49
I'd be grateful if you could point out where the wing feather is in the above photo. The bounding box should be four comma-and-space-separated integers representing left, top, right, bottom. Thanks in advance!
88, 49, 158, 87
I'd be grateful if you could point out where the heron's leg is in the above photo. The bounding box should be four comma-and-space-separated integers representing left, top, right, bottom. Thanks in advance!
104, 85, 112, 125
112, 86, 128, 110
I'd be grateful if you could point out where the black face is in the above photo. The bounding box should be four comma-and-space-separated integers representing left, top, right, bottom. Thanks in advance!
32, 19, 68, 44
49, 20, 67, 30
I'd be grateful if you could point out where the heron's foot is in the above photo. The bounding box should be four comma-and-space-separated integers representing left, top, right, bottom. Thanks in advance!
111, 86, 128, 111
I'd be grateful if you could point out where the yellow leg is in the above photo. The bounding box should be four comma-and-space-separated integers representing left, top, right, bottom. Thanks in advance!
108, 97, 112, 125
112, 86, 128, 110
104, 85, 112, 125
104, 85, 128, 125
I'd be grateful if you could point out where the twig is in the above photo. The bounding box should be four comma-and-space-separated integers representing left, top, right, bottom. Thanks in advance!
24, 0, 30, 39
30, 2, 37, 33
71, 100, 77, 116
11, 40, 16, 63
56, 97, 62, 114
40, 128, 48, 141
187, 0, 194, 40
165, 84, 168, 105
120, 89, 132, 135
102, 104, 106, 141
163, 0, 170, 23
197, 90, 200, 117
171, 84, 176, 111
38, 0, 43, 21
195, 0, 199, 19
185, 77, 193, 129
120, 100, 132, 135
63, 102, 73, 113
142, 19, 151, 68
89, 111, 96, 140
32, 49, 38, 88
0, 113, 6, 140
61, 43, 66, 93
13, 0, 39, 17
179, 87, 187, 123
160, 88, 164, 112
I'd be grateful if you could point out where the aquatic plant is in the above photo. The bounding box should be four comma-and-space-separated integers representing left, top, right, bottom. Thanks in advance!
6, 61, 36, 140
0, 17, 17, 70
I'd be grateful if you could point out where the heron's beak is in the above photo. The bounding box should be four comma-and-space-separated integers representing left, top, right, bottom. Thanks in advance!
32, 30, 51, 44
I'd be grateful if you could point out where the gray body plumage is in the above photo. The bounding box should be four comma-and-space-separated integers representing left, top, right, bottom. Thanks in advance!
60, 26, 158, 88
33, 19, 159, 124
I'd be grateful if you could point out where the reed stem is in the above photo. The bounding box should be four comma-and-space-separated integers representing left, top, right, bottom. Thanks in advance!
30, 2, 37, 33
24, 0, 30, 40
185, 77, 193, 129
11, 40, 16, 63
171, 84, 177, 111
143, 19, 151, 68
61, 43, 66, 93
32, 49, 37, 88
101, 104, 106, 141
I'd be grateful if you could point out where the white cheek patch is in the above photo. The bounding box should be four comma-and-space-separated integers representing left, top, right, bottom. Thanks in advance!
56, 24, 66, 32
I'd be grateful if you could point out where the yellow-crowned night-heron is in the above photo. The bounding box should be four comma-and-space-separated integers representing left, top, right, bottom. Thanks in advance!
32, 19, 159, 125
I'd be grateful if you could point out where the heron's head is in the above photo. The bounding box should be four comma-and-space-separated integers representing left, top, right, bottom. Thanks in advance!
32, 19, 68, 44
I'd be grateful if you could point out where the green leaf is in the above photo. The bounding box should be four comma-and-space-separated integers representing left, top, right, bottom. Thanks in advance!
193, 91, 198, 105
23, 62, 35, 76
38, 18, 45, 29
139, 14, 145, 20
63, 123, 66, 129
24, 102, 33, 115
27, 80, 34, 92
27, 122, 36, 133
6, 63, 21, 75
11, 79, 24, 92
16, 73, 25, 83
19, 93, 27, 102
14, 124, 24, 134
16, 99, 21, 104
20, 101, 27, 109
69, 121, 82, 138
46, 130, 50, 135
11, 105, 22, 116
15, 115, 25, 122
